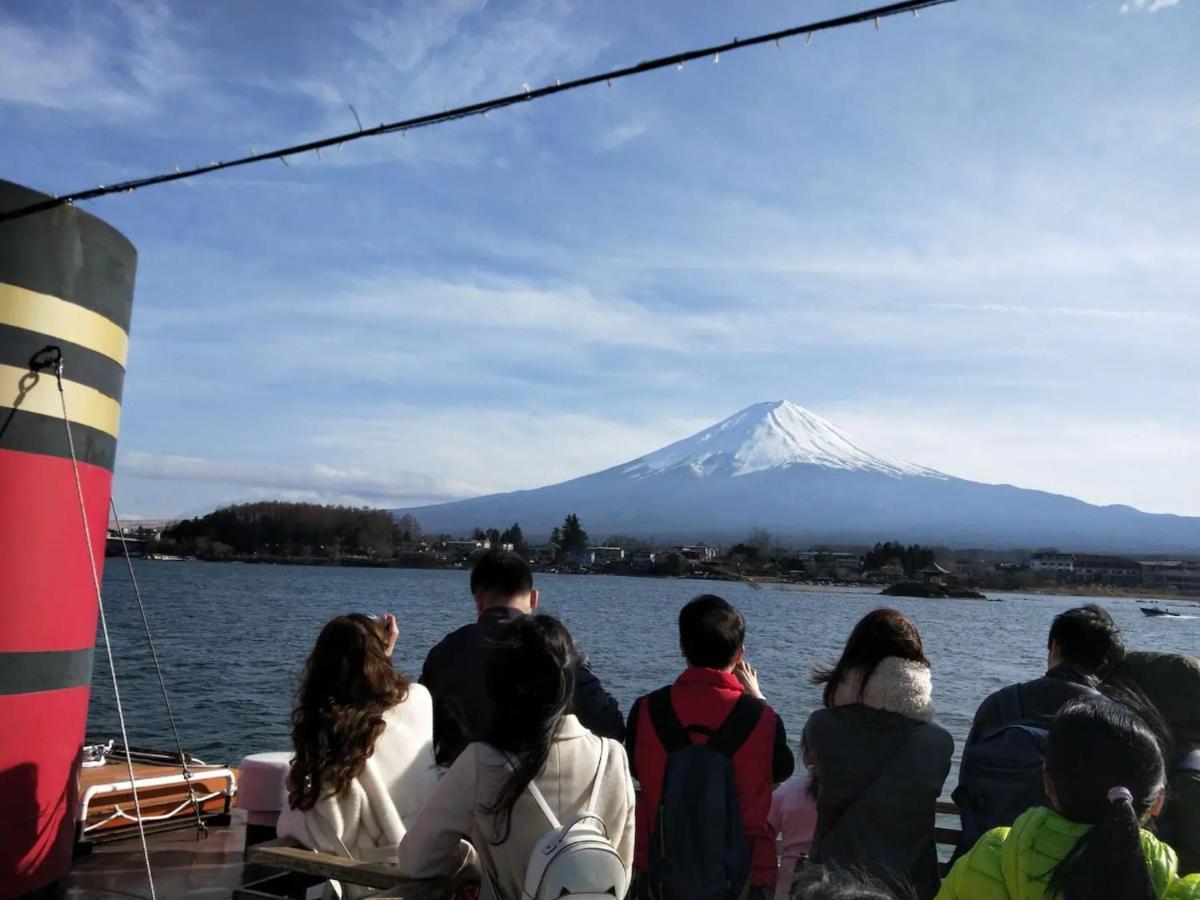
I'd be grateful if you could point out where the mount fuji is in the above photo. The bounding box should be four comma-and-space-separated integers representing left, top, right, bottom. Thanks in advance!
397, 401, 1200, 551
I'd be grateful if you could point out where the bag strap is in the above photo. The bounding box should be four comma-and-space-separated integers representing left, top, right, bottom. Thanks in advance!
995, 683, 1023, 724
706, 694, 766, 759
586, 738, 609, 815
520, 737, 611, 832
816, 728, 916, 845
647, 687, 691, 754
502, 752, 560, 831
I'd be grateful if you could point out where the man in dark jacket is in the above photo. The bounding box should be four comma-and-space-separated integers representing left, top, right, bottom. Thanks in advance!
963, 603, 1121, 743
420, 549, 625, 766
1106, 651, 1200, 872
951, 604, 1120, 858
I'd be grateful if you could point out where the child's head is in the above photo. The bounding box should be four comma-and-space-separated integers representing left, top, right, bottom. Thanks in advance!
1045, 695, 1165, 825
1044, 695, 1166, 900
791, 864, 909, 899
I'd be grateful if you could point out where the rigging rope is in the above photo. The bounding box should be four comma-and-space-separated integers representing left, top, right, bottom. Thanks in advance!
109, 498, 209, 838
0, 0, 957, 223
46, 349, 158, 900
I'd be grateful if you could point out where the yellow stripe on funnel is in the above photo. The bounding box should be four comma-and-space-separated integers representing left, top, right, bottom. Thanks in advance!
0, 283, 129, 368
0, 363, 121, 438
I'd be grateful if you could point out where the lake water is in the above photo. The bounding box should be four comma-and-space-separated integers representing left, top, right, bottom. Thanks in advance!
87, 561, 1199, 773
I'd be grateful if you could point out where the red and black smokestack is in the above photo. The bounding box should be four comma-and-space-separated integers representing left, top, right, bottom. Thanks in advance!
0, 180, 136, 897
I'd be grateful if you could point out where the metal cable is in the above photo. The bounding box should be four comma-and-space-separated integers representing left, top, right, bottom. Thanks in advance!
52, 353, 158, 900
109, 498, 209, 837
0, 0, 957, 223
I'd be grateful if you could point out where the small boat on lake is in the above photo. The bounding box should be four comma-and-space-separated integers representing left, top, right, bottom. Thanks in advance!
1141, 606, 1182, 618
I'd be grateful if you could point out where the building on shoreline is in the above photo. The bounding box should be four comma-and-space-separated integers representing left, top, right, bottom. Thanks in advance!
1140, 560, 1200, 593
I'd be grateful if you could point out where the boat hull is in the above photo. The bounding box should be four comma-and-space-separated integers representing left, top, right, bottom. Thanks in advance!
0, 181, 136, 898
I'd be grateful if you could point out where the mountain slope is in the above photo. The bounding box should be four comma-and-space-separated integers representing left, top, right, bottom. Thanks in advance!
397, 402, 1200, 551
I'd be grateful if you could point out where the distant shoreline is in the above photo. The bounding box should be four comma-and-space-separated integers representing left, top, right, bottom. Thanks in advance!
131, 556, 1200, 602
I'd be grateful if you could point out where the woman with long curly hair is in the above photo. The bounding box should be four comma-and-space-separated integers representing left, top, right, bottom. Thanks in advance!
395, 614, 636, 900
277, 613, 438, 889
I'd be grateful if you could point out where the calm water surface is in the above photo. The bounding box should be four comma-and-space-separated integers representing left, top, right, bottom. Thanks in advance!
88, 562, 1199, 773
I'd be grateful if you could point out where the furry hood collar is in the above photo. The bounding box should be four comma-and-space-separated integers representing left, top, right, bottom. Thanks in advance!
831, 656, 935, 723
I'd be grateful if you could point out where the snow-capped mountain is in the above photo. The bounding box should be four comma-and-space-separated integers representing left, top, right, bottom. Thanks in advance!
621, 401, 939, 480
397, 401, 1200, 551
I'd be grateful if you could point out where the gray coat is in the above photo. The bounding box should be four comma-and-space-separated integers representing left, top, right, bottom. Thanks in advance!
805, 695, 953, 899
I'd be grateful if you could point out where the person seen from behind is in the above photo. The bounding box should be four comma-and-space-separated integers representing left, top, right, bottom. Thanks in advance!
420, 549, 624, 766
1106, 651, 1200, 873
395, 614, 636, 900
626, 594, 795, 899
938, 694, 1200, 900
953, 604, 1122, 854
769, 743, 819, 900
278, 614, 438, 897
803, 608, 953, 900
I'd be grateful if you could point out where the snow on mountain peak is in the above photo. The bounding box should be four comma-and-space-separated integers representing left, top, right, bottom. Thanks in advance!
622, 401, 942, 480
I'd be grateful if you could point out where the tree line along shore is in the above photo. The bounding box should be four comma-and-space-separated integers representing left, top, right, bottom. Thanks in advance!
109, 501, 1200, 597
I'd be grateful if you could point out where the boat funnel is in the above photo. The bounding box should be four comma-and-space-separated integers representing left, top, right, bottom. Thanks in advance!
0, 181, 136, 897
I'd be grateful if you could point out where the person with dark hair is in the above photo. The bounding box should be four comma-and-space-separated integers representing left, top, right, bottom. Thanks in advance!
951, 605, 1120, 854
791, 864, 912, 900
967, 604, 1123, 743
803, 608, 953, 900
1106, 651, 1200, 873
420, 549, 624, 766
625, 594, 795, 899
396, 614, 636, 900
278, 614, 438, 893
937, 695, 1200, 900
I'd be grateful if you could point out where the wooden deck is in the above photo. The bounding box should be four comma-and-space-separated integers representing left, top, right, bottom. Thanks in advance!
54, 796, 964, 897
61, 811, 250, 900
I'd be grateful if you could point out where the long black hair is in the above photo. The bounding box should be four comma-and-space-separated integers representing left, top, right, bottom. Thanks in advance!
1045, 696, 1165, 900
482, 613, 576, 843
812, 608, 930, 707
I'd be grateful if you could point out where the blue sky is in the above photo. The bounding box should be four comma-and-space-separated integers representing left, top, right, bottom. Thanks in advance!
2, 0, 1197, 519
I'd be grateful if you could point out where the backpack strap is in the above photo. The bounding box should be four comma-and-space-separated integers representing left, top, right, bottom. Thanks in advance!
505, 753, 562, 832
706, 694, 766, 759
647, 687, 691, 754
586, 738, 609, 815
522, 737, 611, 832
995, 683, 1023, 724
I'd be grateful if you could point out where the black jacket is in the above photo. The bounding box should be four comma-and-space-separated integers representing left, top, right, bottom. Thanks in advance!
965, 663, 1098, 745
419, 606, 625, 766
806, 705, 953, 900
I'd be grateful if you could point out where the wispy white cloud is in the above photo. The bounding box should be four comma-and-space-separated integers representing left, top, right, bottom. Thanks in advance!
119, 451, 478, 507
599, 120, 648, 150
283, 1, 611, 167
305, 405, 710, 499
932, 303, 1200, 323
1120, 0, 1183, 13
0, 3, 194, 118
835, 406, 1200, 516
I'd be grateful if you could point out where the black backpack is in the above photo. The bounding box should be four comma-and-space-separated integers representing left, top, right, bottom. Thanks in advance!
952, 684, 1052, 854
645, 688, 762, 900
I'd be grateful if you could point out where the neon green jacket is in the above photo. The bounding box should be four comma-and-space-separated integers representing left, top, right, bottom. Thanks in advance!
936, 806, 1189, 900
1170, 876, 1200, 899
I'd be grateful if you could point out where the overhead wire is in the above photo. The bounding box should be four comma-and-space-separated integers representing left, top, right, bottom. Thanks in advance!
0, 0, 956, 224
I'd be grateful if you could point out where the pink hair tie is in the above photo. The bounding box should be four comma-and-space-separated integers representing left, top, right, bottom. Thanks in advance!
1107, 786, 1134, 805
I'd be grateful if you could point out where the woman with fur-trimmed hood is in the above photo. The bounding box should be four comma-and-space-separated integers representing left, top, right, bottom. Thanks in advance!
803, 608, 954, 900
